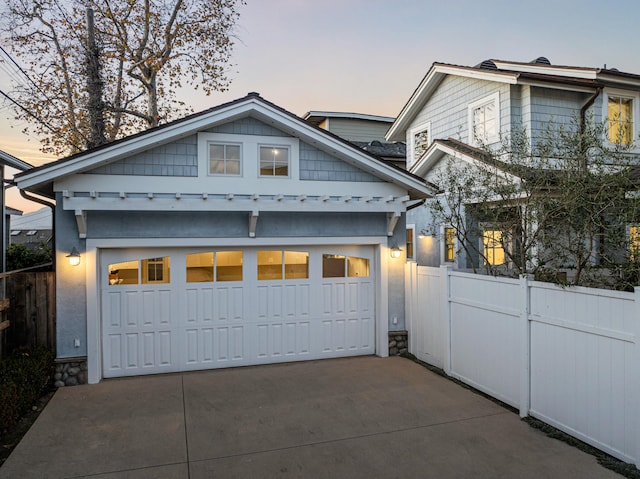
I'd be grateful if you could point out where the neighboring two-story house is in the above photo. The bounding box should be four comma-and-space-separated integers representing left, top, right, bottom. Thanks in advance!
386, 57, 640, 271
14, 93, 432, 384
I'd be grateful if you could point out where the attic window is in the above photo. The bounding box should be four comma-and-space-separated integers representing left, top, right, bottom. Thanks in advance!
26, 230, 37, 236
408, 121, 431, 168
10, 230, 20, 236
468, 92, 500, 146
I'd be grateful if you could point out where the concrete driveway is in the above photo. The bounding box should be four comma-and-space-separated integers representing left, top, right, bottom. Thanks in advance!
0, 356, 620, 478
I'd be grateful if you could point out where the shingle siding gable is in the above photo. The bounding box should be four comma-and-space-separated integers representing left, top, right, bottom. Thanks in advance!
300, 141, 382, 182
86, 134, 198, 177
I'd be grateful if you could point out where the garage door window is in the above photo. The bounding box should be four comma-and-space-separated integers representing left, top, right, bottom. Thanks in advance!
108, 260, 139, 285
186, 251, 243, 282
142, 257, 170, 284
323, 255, 370, 278
258, 250, 309, 280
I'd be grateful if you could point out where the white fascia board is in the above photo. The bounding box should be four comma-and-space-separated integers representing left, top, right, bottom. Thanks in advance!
517, 79, 597, 94
596, 73, 640, 89
0, 149, 32, 171
491, 61, 598, 79
304, 111, 395, 123
16, 99, 265, 190
386, 65, 518, 142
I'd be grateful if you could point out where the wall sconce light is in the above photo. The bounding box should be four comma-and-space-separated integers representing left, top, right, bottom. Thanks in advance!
66, 247, 81, 266
390, 245, 402, 259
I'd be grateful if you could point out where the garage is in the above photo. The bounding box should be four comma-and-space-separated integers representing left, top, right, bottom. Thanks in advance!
101, 245, 375, 377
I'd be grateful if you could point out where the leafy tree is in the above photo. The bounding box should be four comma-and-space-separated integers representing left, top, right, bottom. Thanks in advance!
6, 243, 53, 271
428, 118, 640, 289
2, 0, 244, 155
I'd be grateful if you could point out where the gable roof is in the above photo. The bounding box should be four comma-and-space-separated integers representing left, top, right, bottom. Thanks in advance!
15, 93, 433, 200
387, 58, 640, 142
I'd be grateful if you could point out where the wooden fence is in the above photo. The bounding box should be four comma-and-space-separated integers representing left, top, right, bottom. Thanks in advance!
0, 268, 55, 357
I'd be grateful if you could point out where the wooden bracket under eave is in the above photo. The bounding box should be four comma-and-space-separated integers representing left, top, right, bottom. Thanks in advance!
249, 210, 259, 238
75, 209, 87, 239
387, 211, 401, 237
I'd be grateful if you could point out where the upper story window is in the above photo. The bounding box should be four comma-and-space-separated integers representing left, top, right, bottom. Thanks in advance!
198, 132, 299, 179
259, 145, 289, 177
468, 92, 500, 146
209, 143, 241, 176
608, 96, 634, 145
408, 121, 431, 169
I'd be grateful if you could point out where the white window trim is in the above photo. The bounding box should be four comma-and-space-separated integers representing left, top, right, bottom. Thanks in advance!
468, 92, 500, 146
602, 88, 640, 149
407, 120, 431, 170
258, 144, 291, 178
207, 141, 243, 177
406, 224, 415, 261
197, 132, 299, 181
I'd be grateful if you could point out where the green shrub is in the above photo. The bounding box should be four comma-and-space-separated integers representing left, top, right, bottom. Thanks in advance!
0, 348, 54, 431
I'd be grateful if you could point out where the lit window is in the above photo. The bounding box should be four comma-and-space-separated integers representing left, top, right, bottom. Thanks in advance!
323, 255, 370, 278
142, 257, 170, 284
444, 227, 455, 262
258, 250, 308, 280
259, 146, 289, 176
608, 96, 633, 145
347, 257, 369, 277
108, 260, 139, 285
209, 143, 241, 175
483, 230, 506, 266
630, 226, 640, 261
186, 252, 214, 283
469, 93, 500, 145
406, 226, 415, 260
216, 251, 243, 281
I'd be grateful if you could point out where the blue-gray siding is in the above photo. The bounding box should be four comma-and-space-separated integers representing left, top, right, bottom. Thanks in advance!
299, 142, 381, 182
410, 76, 512, 145
85, 117, 380, 182
87, 135, 198, 176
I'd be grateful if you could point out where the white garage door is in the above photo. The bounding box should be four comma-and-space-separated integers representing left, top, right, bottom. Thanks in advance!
101, 245, 375, 378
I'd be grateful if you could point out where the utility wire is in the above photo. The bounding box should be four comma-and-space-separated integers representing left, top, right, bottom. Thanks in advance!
0, 46, 53, 100
0, 88, 82, 151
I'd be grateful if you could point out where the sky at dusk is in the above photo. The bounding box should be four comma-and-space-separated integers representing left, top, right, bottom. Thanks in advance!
1, 0, 640, 212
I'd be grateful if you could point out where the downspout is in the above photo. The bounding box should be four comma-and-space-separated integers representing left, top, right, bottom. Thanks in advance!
579, 86, 603, 169
18, 187, 56, 271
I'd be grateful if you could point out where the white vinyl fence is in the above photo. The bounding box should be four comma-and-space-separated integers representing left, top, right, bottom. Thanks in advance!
405, 264, 640, 466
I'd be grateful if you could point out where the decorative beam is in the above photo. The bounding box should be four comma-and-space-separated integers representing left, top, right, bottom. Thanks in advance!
75, 209, 87, 239
249, 210, 259, 238
387, 211, 401, 237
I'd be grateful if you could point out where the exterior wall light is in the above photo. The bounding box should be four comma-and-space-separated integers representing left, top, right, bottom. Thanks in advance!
390, 245, 402, 259
66, 247, 81, 266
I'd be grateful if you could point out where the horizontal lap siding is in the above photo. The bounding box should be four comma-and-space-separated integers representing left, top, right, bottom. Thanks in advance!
410, 76, 512, 144
326, 118, 390, 143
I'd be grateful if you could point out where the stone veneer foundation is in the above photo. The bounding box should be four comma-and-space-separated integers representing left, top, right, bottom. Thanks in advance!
54, 357, 88, 387
388, 330, 408, 356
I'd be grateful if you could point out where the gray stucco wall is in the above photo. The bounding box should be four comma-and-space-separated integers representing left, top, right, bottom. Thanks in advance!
55, 193, 88, 358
